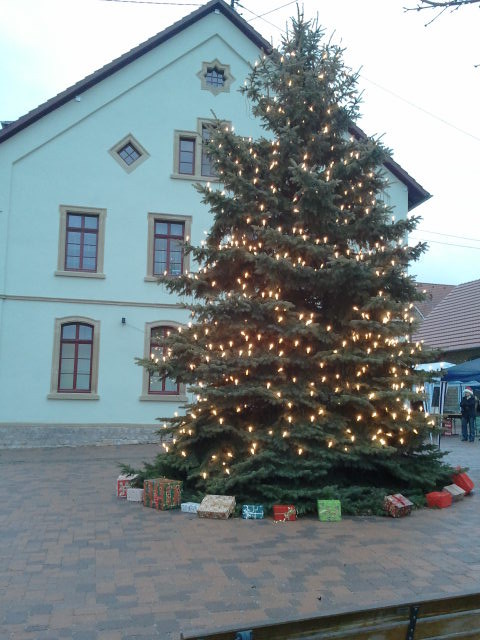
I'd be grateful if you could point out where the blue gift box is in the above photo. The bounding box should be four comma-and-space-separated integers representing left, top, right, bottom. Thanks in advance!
241, 504, 264, 519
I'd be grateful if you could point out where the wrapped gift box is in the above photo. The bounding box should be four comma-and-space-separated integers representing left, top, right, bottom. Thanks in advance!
241, 505, 264, 519
181, 502, 200, 513
273, 505, 297, 522
126, 487, 144, 502
197, 495, 235, 519
452, 472, 474, 495
443, 483, 466, 502
384, 493, 413, 518
317, 499, 342, 521
426, 491, 452, 509
143, 478, 182, 510
117, 474, 138, 499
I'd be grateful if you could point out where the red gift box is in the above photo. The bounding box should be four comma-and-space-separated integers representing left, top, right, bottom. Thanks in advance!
384, 493, 413, 518
273, 505, 296, 522
143, 478, 182, 510
426, 491, 452, 508
452, 472, 474, 495
117, 474, 137, 499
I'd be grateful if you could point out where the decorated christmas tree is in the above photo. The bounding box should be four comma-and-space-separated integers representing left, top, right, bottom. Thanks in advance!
128, 13, 452, 514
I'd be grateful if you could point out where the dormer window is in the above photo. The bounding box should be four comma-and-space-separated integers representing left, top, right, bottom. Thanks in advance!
109, 134, 150, 173
197, 59, 234, 95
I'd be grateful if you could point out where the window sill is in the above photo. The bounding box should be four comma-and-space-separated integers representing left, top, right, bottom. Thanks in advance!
55, 270, 106, 279
139, 394, 188, 403
144, 275, 184, 282
170, 173, 219, 182
47, 392, 100, 400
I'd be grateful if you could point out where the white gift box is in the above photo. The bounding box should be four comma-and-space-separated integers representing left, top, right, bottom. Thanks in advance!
181, 502, 200, 513
117, 474, 138, 498
126, 487, 144, 502
443, 483, 466, 502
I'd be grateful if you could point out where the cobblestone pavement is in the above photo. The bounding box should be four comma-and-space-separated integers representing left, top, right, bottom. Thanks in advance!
1, 436, 480, 640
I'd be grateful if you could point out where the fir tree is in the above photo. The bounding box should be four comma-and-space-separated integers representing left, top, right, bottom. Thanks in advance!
130, 13, 452, 514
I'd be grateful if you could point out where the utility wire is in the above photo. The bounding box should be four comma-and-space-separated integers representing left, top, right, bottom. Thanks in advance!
97, 0, 480, 144
237, 2, 286, 32
411, 229, 480, 243
239, 5, 480, 144
411, 238, 480, 250
246, 0, 297, 20
361, 75, 480, 144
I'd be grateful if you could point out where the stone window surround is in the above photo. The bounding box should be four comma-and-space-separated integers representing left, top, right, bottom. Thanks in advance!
145, 212, 192, 282
48, 316, 101, 400
108, 133, 150, 174
139, 320, 187, 402
197, 59, 234, 96
171, 117, 231, 182
55, 204, 107, 279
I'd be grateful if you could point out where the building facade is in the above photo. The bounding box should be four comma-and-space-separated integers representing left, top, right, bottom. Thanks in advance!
0, 0, 430, 445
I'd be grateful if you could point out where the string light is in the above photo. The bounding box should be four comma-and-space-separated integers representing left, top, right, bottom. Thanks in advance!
147, 25, 431, 486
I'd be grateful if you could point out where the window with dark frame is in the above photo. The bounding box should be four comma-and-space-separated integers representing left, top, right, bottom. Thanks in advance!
149, 326, 179, 394
153, 220, 184, 276
118, 142, 141, 166
179, 137, 195, 174
58, 323, 93, 392
65, 213, 98, 272
201, 124, 216, 177
205, 67, 225, 88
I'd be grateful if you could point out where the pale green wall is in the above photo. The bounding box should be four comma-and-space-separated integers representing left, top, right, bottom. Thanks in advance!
0, 12, 410, 425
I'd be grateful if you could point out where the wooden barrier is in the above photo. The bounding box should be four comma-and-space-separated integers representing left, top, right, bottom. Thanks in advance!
181, 592, 480, 640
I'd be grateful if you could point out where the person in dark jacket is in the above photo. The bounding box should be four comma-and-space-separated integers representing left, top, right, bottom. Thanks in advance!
460, 387, 476, 442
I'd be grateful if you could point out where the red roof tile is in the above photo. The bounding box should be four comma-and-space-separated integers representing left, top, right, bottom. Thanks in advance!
415, 282, 455, 319
413, 279, 480, 352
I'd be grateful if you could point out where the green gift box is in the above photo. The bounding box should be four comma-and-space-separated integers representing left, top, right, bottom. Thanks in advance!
143, 478, 182, 510
317, 499, 341, 521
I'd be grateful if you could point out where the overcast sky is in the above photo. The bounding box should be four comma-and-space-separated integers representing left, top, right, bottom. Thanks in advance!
1, 0, 479, 285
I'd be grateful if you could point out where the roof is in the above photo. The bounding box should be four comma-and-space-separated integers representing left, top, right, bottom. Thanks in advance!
413, 279, 480, 353
0, 1, 430, 211
349, 123, 431, 211
0, 0, 270, 146
414, 282, 455, 319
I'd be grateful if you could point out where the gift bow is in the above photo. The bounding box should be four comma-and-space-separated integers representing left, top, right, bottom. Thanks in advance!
281, 507, 296, 521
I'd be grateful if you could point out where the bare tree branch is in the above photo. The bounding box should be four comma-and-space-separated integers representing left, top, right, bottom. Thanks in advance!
404, 0, 480, 11
404, 0, 479, 26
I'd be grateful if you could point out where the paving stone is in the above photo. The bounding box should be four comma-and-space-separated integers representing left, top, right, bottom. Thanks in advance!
0, 440, 480, 639
71, 631, 98, 640
4, 610, 28, 624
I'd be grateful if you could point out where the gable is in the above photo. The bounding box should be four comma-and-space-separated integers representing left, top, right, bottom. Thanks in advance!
0, 0, 429, 210
0, 0, 270, 146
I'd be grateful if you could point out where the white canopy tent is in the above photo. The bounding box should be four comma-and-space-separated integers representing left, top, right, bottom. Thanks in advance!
414, 362, 454, 414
